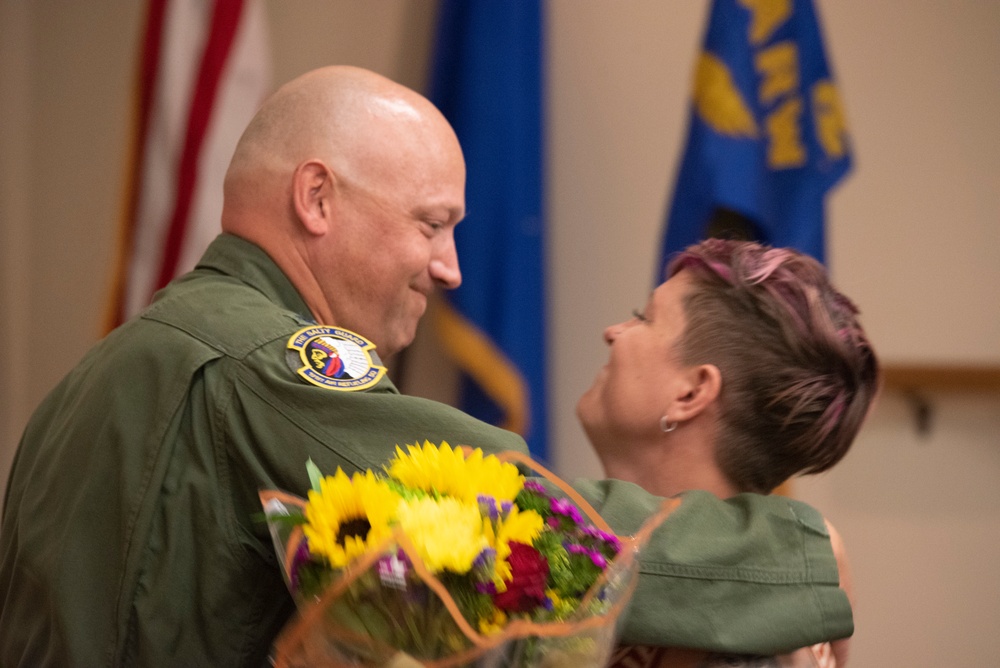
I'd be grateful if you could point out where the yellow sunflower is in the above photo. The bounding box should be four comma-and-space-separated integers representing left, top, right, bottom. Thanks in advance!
395, 496, 489, 574
386, 441, 524, 504
303, 468, 401, 569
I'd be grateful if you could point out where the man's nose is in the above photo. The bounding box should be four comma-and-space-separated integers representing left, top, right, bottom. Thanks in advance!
429, 238, 462, 289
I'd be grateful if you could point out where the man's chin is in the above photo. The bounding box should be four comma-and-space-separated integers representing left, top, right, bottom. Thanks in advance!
382, 325, 419, 361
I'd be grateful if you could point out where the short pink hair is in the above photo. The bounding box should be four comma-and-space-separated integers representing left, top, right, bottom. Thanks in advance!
667, 239, 880, 492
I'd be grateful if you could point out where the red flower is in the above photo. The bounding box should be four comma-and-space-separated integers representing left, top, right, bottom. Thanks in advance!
493, 542, 549, 613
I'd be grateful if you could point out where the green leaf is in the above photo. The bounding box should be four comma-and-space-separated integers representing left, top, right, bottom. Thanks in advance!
256, 510, 307, 527
306, 458, 324, 493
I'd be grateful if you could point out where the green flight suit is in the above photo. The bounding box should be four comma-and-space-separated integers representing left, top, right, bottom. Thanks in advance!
0, 234, 851, 667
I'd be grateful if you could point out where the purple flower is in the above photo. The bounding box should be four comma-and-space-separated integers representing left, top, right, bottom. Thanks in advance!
565, 543, 608, 569
478, 495, 499, 520
550, 497, 583, 524
578, 524, 622, 553
289, 540, 312, 592
500, 500, 513, 514
476, 581, 498, 595
474, 547, 497, 571
523, 480, 547, 495
599, 531, 622, 553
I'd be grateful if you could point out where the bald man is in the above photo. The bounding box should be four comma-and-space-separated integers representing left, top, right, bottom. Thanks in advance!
0, 67, 851, 667
222, 66, 465, 358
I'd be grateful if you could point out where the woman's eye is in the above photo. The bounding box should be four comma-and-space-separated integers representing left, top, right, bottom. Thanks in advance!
631, 308, 647, 322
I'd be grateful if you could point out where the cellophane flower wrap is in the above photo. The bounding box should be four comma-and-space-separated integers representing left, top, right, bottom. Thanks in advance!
260, 442, 678, 668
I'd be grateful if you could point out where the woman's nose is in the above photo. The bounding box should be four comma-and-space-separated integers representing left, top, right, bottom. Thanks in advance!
603, 322, 624, 344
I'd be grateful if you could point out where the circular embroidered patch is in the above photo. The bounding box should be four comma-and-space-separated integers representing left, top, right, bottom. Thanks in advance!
286, 326, 386, 391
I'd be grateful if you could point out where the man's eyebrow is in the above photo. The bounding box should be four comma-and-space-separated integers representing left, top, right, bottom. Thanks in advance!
413, 204, 465, 224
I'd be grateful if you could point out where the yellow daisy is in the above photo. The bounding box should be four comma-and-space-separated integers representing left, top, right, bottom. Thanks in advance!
396, 496, 489, 574
303, 468, 401, 569
386, 441, 524, 504
478, 608, 508, 635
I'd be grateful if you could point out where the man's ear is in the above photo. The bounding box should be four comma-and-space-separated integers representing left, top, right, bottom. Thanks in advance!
292, 160, 335, 236
668, 364, 722, 423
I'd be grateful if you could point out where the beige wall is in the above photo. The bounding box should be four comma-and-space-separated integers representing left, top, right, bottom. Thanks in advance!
1, 1, 998, 665
544, 5, 1000, 666
0, 1, 32, 478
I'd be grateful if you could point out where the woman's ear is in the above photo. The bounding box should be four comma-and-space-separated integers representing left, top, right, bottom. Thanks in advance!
292, 160, 335, 236
669, 363, 722, 423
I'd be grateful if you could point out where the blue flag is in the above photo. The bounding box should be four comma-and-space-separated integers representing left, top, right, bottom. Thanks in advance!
658, 0, 851, 273
428, 1, 548, 460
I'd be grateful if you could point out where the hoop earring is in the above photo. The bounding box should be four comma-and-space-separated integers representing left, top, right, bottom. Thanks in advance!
659, 415, 677, 433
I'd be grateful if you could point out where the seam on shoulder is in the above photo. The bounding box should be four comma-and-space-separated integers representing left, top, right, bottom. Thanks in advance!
211, 358, 253, 570
637, 561, 838, 585
230, 368, 374, 472
142, 311, 297, 361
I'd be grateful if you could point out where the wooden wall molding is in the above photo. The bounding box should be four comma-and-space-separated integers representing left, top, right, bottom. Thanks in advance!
882, 365, 1000, 391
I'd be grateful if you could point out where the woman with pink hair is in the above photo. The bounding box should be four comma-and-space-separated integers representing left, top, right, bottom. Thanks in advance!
579, 239, 880, 667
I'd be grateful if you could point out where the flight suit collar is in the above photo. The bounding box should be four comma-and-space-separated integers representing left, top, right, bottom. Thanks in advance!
196, 233, 313, 322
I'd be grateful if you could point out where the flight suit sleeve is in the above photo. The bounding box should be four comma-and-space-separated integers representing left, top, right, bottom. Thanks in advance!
572, 479, 853, 655
213, 338, 530, 555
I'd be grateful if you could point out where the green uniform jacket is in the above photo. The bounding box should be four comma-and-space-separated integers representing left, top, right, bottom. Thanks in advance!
0, 235, 851, 667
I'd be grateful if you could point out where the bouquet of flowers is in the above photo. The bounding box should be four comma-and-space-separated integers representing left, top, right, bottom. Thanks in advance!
260, 442, 678, 667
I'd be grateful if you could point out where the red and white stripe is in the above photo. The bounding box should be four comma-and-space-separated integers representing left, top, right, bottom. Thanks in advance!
107, 0, 270, 329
